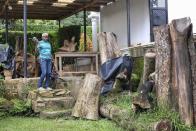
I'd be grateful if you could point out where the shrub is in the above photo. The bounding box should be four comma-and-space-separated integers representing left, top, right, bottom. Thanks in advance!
0, 30, 58, 54
0, 80, 5, 97
9, 99, 31, 115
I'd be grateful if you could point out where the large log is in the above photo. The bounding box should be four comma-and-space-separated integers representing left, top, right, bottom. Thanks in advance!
72, 73, 102, 120
188, 27, 196, 123
97, 32, 121, 64
138, 51, 155, 90
153, 25, 172, 106
142, 51, 156, 84
170, 17, 193, 125
100, 103, 133, 130
132, 79, 155, 112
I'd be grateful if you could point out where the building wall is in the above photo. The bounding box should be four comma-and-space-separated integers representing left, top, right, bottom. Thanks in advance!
168, 0, 196, 33
100, 0, 151, 49
100, 0, 127, 48
130, 0, 150, 45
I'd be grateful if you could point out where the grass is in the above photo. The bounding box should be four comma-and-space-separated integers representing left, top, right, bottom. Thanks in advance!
100, 92, 196, 131
0, 117, 124, 131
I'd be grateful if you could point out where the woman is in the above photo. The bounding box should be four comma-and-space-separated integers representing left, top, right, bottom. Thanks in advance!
37, 33, 52, 91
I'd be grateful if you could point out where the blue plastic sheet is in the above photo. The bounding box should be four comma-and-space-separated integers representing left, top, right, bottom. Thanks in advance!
100, 55, 133, 94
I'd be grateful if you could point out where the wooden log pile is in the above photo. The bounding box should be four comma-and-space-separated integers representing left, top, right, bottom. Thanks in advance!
153, 17, 196, 126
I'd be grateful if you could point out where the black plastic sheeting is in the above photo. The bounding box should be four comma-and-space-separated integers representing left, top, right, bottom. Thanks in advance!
100, 55, 133, 94
0, 44, 15, 69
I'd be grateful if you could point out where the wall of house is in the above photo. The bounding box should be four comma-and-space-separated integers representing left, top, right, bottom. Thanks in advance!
100, 0, 151, 49
130, 0, 150, 45
168, 0, 196, 33
100, 0, 127, 48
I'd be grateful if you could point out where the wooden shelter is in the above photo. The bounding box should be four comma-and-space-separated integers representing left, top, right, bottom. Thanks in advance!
0, 0, 114, 20
0, 0, 115, 77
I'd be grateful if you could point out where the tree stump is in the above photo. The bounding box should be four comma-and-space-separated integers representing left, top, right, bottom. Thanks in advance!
97, 32, 121, 64
170, 17, 193, 125
153, 25, 172, 106
153, 120, 172, 131
72, 73, 102, 120
138, 51, 155, 91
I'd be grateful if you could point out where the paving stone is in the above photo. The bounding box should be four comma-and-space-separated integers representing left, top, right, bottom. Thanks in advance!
40, 110, 72, 119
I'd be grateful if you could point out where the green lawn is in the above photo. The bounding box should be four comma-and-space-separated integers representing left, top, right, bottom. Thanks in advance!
0, 117, 124, 131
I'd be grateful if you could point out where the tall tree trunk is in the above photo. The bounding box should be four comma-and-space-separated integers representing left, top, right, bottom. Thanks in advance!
170, 17, 193, 126
72, 73, 102, 120
153, 25, 172, 106
97, 32, 121, 64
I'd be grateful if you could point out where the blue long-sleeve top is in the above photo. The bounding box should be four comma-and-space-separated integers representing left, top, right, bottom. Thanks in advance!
37, 40, 52, 59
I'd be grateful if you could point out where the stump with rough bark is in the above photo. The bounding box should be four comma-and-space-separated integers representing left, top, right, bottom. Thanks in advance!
138, 51, 155, 91
153, 25, 172, 106
72, 73, 102, 120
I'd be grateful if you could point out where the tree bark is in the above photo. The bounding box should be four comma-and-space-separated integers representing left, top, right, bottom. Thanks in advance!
170, 17, 193, 126
153, 120, 172, 131
100, 103, 133, 130
72, 73, 102, 120
188, 27, 196, 124
133, 79, 155, 111
142, 51, 156, 83
97, 32, 121, 64
138, 51, 155, 90
153, 25, 172, 106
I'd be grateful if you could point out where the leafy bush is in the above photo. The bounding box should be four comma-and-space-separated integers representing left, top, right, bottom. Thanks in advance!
9, 99, 31, 115
0, 80, 5, 97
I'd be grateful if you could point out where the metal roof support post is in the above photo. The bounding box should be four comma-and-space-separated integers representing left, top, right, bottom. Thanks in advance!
5, 5, 8, 44
83, 9, 87, 51
126, 0, 131, 47
58, 20, 61, 29
23, 0, 27, 78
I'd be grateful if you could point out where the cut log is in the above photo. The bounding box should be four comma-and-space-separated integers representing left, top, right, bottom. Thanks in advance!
72, 73, 102, 120
138, 51, 155, 90
188, 29, 196, 123
153, 120, 172, 131
142, 51, 156, 84
100, 103, 133, 130
153, 25, 172, 106
170, 17, 193, 125
133, 80, 154, 111
97, 32, 121, 64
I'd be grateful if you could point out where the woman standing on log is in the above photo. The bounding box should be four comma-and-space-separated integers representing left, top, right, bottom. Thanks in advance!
37, 33, 52, 91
